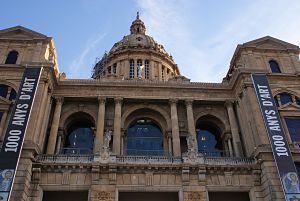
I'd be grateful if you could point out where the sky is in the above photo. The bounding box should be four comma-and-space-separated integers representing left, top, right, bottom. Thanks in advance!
1, 0, 300, 82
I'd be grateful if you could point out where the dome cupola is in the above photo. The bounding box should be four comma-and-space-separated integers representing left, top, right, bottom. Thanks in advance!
130, 12, 146, 34
92, 13, 181, 81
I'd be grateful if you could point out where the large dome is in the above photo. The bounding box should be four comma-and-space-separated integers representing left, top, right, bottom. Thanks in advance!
92, 13, 180, 80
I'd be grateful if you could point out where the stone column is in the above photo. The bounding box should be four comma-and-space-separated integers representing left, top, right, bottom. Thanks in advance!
113, 97, 123, 155
227, 139, 233, 157
150, 60, 155, 80
158, 63, 162, 81
167, 131, 173, 156
94, 97, 106, 154
0, 110, 8, 141
46, 96, 63, 154
225, 101, 242, 157
55, 129, 64, 154
185, 100, 196, 135
33, 81, 49, 141
169, 99, 181, 157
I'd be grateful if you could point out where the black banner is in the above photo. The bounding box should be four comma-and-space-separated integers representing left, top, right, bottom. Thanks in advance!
252, 74, 300, 200
0, 67, 42, 201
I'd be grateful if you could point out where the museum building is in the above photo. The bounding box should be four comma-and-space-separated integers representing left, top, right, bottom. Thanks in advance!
0, 14, 300, 201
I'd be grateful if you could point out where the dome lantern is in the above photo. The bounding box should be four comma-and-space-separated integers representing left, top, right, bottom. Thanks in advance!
130, 12, 146, 34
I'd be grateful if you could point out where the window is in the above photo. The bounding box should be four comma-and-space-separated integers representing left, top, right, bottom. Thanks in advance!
275, 93, 300, 107
0, 85, 8, 98
126, 119, 164, 156
196, 120, 223, 157
145, 60, 149, 79
129, 59, 134, 79
0, 84, 16, 101
269, 60, 281, 73
107, 66, 111, 74
64, 127, 94, 154
280, 93, 293, 105
5, 50, 19, 64
63, 112, 95, 154
285, 118, 300, 142
113, 63, 117, 74
162, 66, 165, 81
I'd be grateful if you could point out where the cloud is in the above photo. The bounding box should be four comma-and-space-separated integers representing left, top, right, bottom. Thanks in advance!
135, 0, 300, 82
67, 33, 106, 78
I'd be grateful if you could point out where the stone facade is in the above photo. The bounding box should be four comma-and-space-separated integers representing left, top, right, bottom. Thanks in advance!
0, 14, 300, 201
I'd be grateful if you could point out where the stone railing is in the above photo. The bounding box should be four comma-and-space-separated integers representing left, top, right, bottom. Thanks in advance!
116, 155, 182, 165
37, 154, 94, 164
204, 157, 256, 166
37, 154, 256, 166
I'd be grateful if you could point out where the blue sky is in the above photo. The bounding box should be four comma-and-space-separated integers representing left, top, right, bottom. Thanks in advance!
1, 0, 300, 82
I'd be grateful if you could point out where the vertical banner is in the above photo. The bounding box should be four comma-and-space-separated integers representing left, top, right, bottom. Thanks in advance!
0, 67, 42, 201
252, 74, 300, 201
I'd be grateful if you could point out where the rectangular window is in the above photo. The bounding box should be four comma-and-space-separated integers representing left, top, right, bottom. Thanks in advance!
162, 66, 165, 81
130, 60, 134, 79
108, 66, 111, 74
145, 60, 149, 79
113, 63, 117, 74
285, 117, 300, 142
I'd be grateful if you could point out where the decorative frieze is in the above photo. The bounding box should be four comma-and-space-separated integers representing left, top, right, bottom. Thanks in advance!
96, 191, 113, 201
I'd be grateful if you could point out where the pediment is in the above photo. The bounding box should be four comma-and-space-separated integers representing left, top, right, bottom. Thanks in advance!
0, 26, 48, 40
279, 103, 300, 111
243, 36, 299, 50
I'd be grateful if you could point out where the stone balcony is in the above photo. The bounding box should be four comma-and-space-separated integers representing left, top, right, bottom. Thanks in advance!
36, 154, 256, 166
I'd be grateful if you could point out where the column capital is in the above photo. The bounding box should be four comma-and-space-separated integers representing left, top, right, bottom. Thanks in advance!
223, 132, 232, 141
224, 100, 234, 108
54, 96, 64, 104
98, 96, 106, 104
169, 98, 178, 105
185, 99, 194, 106
114, 97, 123, 104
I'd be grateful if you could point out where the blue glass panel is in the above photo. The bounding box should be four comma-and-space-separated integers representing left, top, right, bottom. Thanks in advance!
285, 118, 300, 142
127, 121, 164, 156
296, 97, 300, 106
269, 60, 281, 73
0, 85, 8, 98
65, 127, 93, 154
280, 93, 292, 105
9, 89, 16, 101
5, 51, 18, 64
197, 130, 222, 157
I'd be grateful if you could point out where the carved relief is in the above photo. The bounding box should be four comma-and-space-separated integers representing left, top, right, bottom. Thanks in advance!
184, 192, 203, 201
96, 191, 113, 201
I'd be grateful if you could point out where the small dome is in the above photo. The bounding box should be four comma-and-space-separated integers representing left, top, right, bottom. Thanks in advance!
92, 13, 180, 80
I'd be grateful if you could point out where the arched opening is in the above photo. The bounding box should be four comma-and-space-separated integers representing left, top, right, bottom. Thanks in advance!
5, 50, 19, 64
0, 84, 17, 101
63, 112, 95, 154
126, 118, 164, 156
269, 60, 281, 73
196, 116, 224, 157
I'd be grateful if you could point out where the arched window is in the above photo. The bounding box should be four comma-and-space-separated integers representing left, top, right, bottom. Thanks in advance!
0, 84, 16, 101
280, 93, 292, 105
63, 113, 95, 154
5, 50, 19, 64
144, 60, 149, 79
129, 59, 134, 79
269, 60, 281, 73
285, 117, 300, 142
274, 92, 297, 107
126, 118, 164, 156
196, 120, 223, 157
